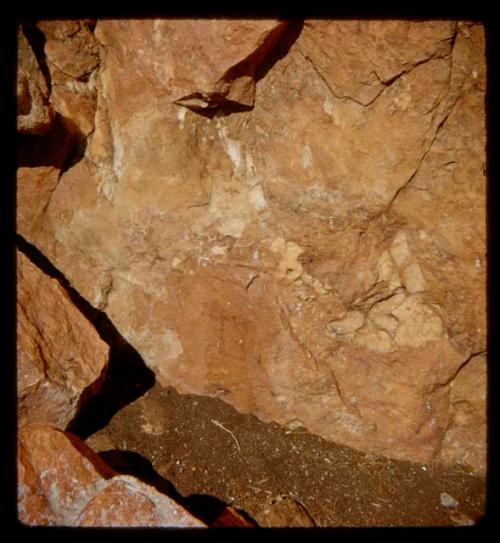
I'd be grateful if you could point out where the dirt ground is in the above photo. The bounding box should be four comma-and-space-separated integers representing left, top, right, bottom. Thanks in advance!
81, 383, 485, 528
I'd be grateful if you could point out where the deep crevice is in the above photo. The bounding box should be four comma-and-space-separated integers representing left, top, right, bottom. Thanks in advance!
16, 234, 156, 439
20, 21, 52, 95
174, 20, 304, 119
17, 112, 87, 172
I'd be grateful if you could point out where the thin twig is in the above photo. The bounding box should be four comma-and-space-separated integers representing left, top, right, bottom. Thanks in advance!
211, 419, 241, 453
288, 492, 321, 528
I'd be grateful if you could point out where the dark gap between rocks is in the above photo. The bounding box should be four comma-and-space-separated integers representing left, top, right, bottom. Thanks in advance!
254, 20, 304, 84
17, 113, 87, 172
86, 384, 487, 528
97, 449, 238, 525
20, 21, 52, 94
16, 234, 156, 438
176, 20, 304, 119
16, 236, 249, 525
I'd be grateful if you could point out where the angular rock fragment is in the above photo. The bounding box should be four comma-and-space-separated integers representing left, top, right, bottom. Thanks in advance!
17, 250, 109, 429
18, 424, 205, 527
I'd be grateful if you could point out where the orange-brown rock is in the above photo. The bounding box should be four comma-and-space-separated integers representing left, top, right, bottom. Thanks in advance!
36, 20, 99, 137
17, 20, 486, 473
18, 424, 205, 527
17, 250, 109, 429
94, 19, 289, 110
17, 26, 54, 134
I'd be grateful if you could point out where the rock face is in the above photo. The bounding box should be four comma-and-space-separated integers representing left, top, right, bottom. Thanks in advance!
93, 19, 290, 111
17, 26, 54, 134
17, 250, 109, 429
17, 424, 205, 527
17, 20, 487, 473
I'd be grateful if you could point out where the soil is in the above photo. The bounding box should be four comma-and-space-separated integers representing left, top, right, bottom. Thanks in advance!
81, 384, 485, 528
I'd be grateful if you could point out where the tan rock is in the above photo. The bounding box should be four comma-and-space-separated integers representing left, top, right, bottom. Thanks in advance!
17, 20, 486, 472
17, 250, 109, 429
436, 353, 487, 474
299, 20, 455, 105
17, 26, 54, 134
18, 424, 205, 527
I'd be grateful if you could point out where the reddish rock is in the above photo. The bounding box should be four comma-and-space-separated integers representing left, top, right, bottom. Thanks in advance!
17, 250, 109, 429
211, 506, 255, 527
17, 20, 486, 472
18, 424, 205, 527
16, 166, 61, 242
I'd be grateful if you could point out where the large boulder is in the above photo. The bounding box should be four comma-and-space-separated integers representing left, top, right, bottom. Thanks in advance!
17, 20, 486, 472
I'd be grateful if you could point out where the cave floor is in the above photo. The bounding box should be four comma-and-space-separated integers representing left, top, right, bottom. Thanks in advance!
81, 384, 485, 528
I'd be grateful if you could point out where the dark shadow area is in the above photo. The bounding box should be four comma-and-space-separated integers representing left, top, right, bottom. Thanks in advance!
17, 113, 87, 174
172, 20, 304, 120
174, 94, 253, 119
20, 21, 52, 94
16, 234, 156, 439
254, 20, 304, 83
183, 494, 235, 526
98, 449, 247, 526
99, 449, 185, 501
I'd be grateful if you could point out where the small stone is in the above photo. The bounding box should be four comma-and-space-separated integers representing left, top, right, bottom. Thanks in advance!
255, 495, 316, 528
440, 492, 459, 508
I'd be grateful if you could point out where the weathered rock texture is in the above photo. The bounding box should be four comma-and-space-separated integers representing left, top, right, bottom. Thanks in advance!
17, 250, 109, 429
18, 424, 204, 527
17, 20, 486, 473
17, 26, 54, 134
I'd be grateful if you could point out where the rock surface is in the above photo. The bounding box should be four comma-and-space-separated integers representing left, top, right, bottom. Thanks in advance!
17, 424, 205, 527
93, 19, 289, 111
36, 19, 99, 137
17, 250, 109, 429
17, 26, 54, 134
17, 20, 486, 472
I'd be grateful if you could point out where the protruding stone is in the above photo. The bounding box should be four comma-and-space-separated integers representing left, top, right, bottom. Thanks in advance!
17, 250, 109, 429
17, 424, 205, 527
17, 19, 486, 473
17, 26, 54, 134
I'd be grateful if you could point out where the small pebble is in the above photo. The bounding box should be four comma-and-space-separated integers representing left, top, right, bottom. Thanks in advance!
450, 512, 475, 526
440, 492, 459, 508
